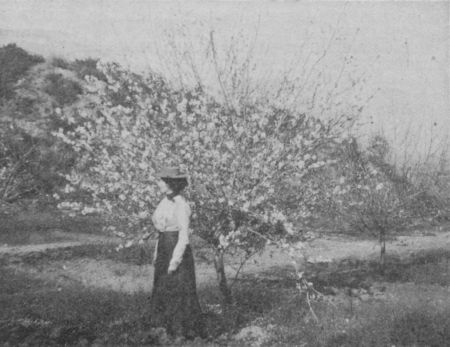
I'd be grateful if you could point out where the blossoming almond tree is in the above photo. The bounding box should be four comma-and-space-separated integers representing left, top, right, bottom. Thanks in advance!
55, 62, 354, 303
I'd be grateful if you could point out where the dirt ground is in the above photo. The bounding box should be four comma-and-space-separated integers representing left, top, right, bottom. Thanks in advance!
2, 229, 449, 294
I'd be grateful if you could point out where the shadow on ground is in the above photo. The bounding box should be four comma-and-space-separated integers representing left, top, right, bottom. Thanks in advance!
246, 247, 450, 290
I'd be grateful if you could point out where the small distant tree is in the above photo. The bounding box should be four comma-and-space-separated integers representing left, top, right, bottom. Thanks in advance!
330, 136, 427, 270
394, 129, 450, 222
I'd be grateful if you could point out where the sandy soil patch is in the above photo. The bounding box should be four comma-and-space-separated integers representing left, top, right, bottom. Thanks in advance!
9, 258, 221, 294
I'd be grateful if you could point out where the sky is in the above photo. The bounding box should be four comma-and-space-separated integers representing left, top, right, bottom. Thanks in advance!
1, 0, 449, 162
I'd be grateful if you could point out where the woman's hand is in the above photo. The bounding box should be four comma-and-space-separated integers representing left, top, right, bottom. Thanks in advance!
142, 231, 151, 240
168, 264, 177, 274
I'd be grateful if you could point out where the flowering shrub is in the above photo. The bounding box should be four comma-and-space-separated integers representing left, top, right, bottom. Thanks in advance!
55, 61, 355, 301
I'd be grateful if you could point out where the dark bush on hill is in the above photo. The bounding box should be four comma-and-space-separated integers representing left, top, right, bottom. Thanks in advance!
50, 56, 71, 70
0, 45, 82, 204
71, 58, 107, 82
44, 72, 83, 106
0, 43, 44, 99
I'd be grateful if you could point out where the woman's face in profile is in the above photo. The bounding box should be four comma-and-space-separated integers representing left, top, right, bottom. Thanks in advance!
157, 179, 171, 194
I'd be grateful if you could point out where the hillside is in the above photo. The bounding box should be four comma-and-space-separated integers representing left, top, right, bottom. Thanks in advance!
0, 43, 448, 231
0, 44, 106, 203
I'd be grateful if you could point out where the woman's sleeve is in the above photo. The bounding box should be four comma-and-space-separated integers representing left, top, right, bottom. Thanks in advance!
168, 200, 191, 271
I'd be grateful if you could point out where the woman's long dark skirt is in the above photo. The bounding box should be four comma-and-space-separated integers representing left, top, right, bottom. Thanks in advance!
149, 231, 205, 338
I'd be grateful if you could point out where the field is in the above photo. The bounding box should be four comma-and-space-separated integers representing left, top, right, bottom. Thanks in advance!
1, 2, 449, 345
1, 210, 449, 346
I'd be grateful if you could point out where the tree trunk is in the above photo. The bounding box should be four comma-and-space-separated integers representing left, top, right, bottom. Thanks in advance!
214, 249, 232, 306
379, 230, 386, 273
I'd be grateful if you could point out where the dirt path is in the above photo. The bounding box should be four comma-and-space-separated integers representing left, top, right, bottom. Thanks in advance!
2, 230, 450, 294
300, 230, 450, 263
231, 229, 450, 272
0, 230, 120, 256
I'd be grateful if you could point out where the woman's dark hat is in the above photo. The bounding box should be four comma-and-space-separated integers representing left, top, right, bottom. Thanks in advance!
156, 166, 188, 179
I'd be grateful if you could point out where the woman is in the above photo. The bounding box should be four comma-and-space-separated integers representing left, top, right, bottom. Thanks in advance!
149, 166, 205, 339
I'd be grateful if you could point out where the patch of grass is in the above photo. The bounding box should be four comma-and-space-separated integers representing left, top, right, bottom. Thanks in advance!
1, 253, 450, 346
0, 211, 63, 245
320, 300, 450, 347
0, 265, 285, 345
1, 211, 449, 346
58, 214, 105, 235
0, 267, 149, 346
306, 248, 450, 291
389, 307, 450, 347
14, 242, 154, 266
261, 282, 450, 347
0, 210, 104, 246
235, 252, 450, 346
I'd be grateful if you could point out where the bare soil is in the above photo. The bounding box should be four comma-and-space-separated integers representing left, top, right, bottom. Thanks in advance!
2, 229, 449, 294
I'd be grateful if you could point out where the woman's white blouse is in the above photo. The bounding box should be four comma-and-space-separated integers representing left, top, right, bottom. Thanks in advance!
152, 196, 191, 270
